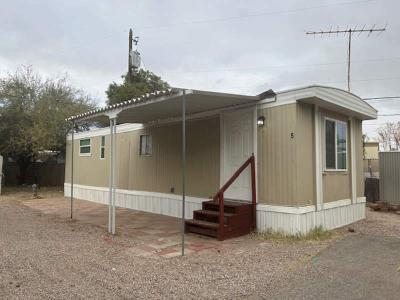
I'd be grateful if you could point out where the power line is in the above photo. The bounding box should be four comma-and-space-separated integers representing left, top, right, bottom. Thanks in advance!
157, 56, 400, 74
138, 0, 375, 30
363, 96, 400, 101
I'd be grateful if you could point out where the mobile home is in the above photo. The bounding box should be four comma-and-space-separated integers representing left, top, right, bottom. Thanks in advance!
65, 85, 377, 239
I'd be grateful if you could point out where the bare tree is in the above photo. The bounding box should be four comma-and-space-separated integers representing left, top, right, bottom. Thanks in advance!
378, 122, 400, 151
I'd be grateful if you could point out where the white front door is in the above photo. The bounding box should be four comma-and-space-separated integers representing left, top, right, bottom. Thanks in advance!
222, 108, 254, 201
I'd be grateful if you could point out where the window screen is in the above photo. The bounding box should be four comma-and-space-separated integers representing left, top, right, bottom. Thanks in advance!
325, 119, 347, 170
325, 120, 336, 169
100, 136, 105, 159
337, 122, 347, 169
139, 135, 152, 155
79, 138, 91, 155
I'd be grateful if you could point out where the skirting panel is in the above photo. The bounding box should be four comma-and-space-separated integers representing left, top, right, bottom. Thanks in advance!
64, 183, 366, 235
257, 199, 366, 235
64, 183, 204, 219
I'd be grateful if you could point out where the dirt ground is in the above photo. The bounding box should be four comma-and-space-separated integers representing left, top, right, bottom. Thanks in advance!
1, 187, 399, 299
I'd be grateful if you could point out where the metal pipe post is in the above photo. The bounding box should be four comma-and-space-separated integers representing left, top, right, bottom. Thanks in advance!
112, 118, 117, 234
70, 121, 75, 219
181, 89, 186, 256
108, 118, 113, 233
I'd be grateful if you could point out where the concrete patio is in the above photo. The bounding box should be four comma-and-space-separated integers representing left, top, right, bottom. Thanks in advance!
24, 197, 224, 258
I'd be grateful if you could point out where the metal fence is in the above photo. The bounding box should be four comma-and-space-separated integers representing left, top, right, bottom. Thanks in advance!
379, 152, 400, 204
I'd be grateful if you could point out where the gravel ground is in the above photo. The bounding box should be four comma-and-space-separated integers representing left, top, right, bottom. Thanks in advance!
0, 188, 398, 299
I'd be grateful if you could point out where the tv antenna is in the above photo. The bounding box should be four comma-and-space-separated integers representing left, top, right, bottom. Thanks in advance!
306, 25, 386, 92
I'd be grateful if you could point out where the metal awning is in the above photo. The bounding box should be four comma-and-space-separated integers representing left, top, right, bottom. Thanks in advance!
66, 87, 268, 256
67, 88, 262, 125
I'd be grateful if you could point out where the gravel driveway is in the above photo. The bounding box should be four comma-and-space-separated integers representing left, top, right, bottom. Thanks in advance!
0, 188, 399, 299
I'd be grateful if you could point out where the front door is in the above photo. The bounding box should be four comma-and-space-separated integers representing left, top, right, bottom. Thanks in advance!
222, 108, 254, 201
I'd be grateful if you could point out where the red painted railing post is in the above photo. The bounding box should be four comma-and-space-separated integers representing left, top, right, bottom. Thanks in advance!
250, 155, 257, 231
218, 192, 224, 240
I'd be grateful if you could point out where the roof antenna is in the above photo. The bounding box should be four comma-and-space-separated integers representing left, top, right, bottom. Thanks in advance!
306, 25, 387, 92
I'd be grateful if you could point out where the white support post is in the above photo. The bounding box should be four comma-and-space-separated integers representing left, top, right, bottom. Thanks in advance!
350, 118, 357, 204
314, 105, 323, 211
108, 118, 113, 233
106, 109, 122, 235
70, 121, 75, 219
181, 89, 186, 256
112, 118, 117, 234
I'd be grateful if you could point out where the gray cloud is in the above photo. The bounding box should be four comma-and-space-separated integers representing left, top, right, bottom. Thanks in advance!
0, 0, 399, 137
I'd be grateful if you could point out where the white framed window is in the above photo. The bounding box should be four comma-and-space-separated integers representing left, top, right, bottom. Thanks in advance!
324, 118, 347, 171
100, 136, 105, 159
139, 135, 152, 155
79, 138, 91, 156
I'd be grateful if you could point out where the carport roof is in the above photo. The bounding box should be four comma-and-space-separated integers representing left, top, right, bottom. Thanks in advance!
66, 88, 274, 125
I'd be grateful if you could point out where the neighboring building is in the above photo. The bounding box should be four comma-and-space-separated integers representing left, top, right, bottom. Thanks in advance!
363, 141, 380, 178
65, 85, 377, 238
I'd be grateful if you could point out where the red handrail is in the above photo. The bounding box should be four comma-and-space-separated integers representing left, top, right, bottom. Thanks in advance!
213, 154, 256, 240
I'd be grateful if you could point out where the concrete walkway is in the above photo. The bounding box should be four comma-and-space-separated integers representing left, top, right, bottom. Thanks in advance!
24, 197, 223, 258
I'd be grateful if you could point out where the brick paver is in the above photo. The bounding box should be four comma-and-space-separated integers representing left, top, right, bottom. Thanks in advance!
24, 197, 223, 258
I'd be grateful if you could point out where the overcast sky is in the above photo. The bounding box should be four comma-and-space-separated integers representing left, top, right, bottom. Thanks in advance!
1, 0, 399, 138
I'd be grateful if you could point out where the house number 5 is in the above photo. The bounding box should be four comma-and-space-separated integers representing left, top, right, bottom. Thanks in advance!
290, 133, 295, 139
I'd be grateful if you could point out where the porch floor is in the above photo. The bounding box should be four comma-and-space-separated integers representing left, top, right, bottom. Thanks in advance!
24, 197, 225, 258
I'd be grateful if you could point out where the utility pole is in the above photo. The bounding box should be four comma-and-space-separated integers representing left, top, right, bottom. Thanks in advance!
128, 28, 140, 83
128, 29, 133, 82
306, 25, 386, 92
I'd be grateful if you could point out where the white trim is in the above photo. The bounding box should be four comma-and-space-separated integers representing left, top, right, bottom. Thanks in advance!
314, 106, 323, 210
253, 106, 258, 203
323, 117, 348, 172
323, 198, 351, 209
64, 183, 366, 235
79, 138, 92, 157
257, 85, 377, 120
219, 113, 224, 187
67, 124, 144, 140
257, 204, 315, 214
350, 118, 357, 203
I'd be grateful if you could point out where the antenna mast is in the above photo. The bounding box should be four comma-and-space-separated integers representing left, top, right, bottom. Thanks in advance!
306, 25, 386, 92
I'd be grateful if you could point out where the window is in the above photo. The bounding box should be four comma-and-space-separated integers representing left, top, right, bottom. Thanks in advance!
139, 135, 152, 155
100, 136, 105, 159
79, 138, 91, 156
325, 119, 347, 170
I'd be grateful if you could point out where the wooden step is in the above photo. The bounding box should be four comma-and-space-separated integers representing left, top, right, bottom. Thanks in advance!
185, 219, 222, 238
193, 210, 247, 226
202, 200, 252, 214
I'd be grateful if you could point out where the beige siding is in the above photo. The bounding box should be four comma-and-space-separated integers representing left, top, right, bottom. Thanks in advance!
65, 135, 110, 188
65, 116, 220, 198
295, 103, 315, 206
257, 104, 298, 206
